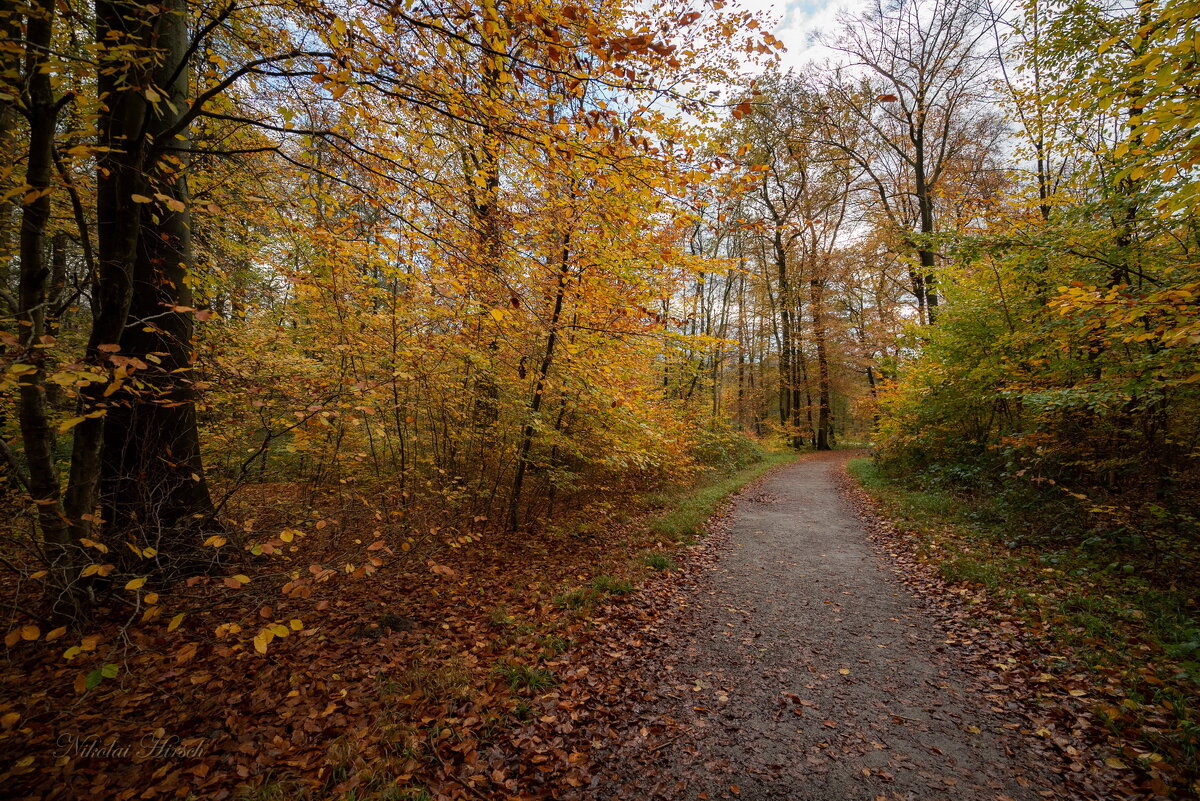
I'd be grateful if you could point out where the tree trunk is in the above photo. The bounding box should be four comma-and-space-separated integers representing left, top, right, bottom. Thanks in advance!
15, 0, 74, 565
810, 276, 832, 450
508, 231, 571, 532
914, 149, 938, 322
91, 0, 216, 561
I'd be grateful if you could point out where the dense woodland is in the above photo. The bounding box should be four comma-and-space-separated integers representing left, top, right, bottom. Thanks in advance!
1, 0, 1198, 796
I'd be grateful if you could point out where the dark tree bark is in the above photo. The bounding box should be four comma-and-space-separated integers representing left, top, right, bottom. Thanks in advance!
15, 0, 72, 555
810, 275, 833, 450
87, 0, 216, 559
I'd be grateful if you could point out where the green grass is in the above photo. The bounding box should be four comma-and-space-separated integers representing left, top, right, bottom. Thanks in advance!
487, 605, 516, 628
590, 574, 633, 594
643, 551, 677, 571
493, 662, 556, 692
551, 574, 634, 610
538, 634, 569, 656
551, 588, 595, 609
650, 448, 799, 541
938, 553, 1001, 589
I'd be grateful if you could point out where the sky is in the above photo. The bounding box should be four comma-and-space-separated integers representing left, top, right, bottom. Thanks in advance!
733, 0, 869, 71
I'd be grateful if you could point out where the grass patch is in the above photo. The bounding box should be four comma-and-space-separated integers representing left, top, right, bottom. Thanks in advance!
487, 605, 517, 628
493, 662, 556, 692
538, 634, 569, 656
378, 656, 473, 702
590, 574, 633, 594
650, 448, 799, 541
643, 551, 677, 571
552, 574, 634, 610
551, 588, 595, 609
235, 776, 303, 801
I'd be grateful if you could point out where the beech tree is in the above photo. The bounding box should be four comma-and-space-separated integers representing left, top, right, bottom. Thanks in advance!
1, 0, 776, 616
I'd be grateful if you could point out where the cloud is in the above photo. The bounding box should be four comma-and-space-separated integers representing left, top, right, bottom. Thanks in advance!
734, 0, 871, 72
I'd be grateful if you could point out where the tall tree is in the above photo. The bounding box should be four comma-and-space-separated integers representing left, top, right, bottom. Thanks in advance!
823, 0, 998, 322
89, 0, 216, 557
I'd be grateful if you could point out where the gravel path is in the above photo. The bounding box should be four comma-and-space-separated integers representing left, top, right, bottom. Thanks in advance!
603, 451, 1056, 801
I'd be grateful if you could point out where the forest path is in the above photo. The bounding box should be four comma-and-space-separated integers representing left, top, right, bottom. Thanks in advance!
599, 450, 1057, 801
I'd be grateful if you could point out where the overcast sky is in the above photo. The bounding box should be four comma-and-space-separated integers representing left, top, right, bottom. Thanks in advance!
733, 0, 868, 71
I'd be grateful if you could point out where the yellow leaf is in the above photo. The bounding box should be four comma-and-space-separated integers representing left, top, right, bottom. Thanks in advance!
289, 619, 303, 631
837, 668, 850, 675
20, 625, 40, 641
204, 535, 227, 548
131, 194, 153, 204
57, 416, 87, 433
1, 711, 19, 729
167, 613, 185, 632
232, 574, 251, 585
1105, 757, 1129, 770
144, 593, 159, 605
45, 626, 67, 642
269, 624, 290, 638
253, 631, 271, 654
62, 646, 82, 660
125, 577, 147, 591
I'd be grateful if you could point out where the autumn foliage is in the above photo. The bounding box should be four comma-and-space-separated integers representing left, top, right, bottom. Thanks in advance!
1, 0, 1199, 796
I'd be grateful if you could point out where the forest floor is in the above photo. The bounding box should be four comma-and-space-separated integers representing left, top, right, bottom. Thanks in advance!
3, 451, 1184, 800
497, 451, 1175, 801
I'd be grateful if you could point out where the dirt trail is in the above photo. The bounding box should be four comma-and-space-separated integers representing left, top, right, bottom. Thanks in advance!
599, 451, 1056, 801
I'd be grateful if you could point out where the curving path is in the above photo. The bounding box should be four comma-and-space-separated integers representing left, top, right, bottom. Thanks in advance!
601, 451, 1057, 801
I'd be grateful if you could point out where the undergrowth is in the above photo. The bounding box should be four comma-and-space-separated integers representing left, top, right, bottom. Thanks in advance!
551, 445, 799, 612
